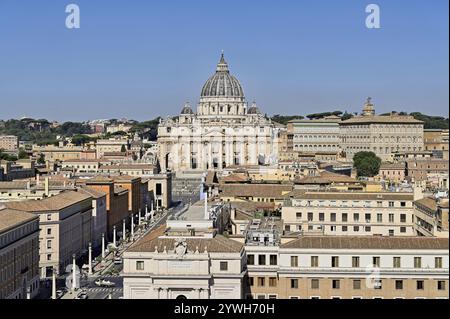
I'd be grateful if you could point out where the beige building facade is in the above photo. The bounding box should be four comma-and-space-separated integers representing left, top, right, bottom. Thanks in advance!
0, 208, 40, 299
340, 99, 424, 161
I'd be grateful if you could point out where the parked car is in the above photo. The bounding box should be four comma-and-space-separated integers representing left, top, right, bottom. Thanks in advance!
76, 292, 88, 299
94, 279, 115, 287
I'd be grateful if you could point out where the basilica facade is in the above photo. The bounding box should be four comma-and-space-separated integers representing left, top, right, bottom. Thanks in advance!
157, 54, 281, 172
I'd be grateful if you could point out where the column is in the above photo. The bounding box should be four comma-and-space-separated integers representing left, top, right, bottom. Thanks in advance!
101, 233, 105, 259
71, 254, 76, 292
51, 268, 57, 300
138, 209, 142, 226
88, 242, 92, 275
123, 219, 126, 242
131, 215, 134, 238
113, 226, 117, 247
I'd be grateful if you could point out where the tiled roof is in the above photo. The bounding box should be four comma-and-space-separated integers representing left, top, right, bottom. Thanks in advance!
78, 186, 107, 199
0, 208, 38, 233
6, 190, 92, 212
284, 190, 413, 201
340, 115, 423, 125
415, 197, 437, 211
127, 233, 243, 253
281, 236, 449, 250
220, 184, 293, 198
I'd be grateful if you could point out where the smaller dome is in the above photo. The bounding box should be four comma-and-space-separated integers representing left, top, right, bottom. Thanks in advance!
181, 102, 194, 115
247, 102, 260, 115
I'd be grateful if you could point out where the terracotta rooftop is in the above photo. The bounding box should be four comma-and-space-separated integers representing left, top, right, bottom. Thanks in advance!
127, 233, 243, 253
0, 208, 38, 233
220, 184, 293, 198
341, 114, 423, 125
281, 236, 448, 250
285, 190, 413, 201
415, 197, 437, 211
6, 190, 92, 212
78, 186, 107, 199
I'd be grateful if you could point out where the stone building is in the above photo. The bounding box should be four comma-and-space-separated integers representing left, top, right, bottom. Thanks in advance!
0, 207, 40, 299
6, 191, 93, 277
340, 98, 424, 161
158, 54, 281, 172
0, 135, 19, 151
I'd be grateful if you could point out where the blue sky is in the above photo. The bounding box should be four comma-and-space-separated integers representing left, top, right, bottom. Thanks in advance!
0, 0, 448, 121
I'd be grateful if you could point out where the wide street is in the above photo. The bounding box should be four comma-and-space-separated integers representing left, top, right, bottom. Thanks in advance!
51, 202, 187, 300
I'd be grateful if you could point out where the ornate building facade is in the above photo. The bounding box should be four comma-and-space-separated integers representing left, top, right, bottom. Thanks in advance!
158, 54, 281, 172
340, 98, 424, 161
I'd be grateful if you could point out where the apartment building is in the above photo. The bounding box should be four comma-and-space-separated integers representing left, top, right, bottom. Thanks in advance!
405, 158, 449, 187
6, 191, 93, 277
78, 186, 108, 248
424, 129, 449, 160
339, 99, 424, 161
95, 139, 129, 158
85, 177, 129, 238
0, 135, 19, 151
0, 208, 40, 299
413, 197, 449, 237
219, 183, 293, 206
32, 144, 95, 162
282, 190, 416, 236
287, 116, 341, 154
245, 236, 448, 299
378, 163, 406, 184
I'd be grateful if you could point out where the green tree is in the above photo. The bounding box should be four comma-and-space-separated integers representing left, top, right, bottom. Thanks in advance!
353, 151, 381, 177
18, 148, 29, 159
36, 154, 46, 165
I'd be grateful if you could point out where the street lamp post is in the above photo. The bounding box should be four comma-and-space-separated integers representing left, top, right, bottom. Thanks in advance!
138, 209, 142, 226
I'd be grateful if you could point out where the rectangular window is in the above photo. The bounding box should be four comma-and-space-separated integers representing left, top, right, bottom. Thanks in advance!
247, 254, 254, 265
296, 212, 302, 220
354, 226, 360, 232
330, 213, 336, 222
416, 280, 424, 290
365, 213, 371, 222
365, 226, 371, 232
311, 279, 319, 289
437, 281, 446, 290
258, 277, 265, 287
400, 214, 406, 223
291, 256, 298, 267
332, 280, 340, 289
395, 280, 403, 290
389, 214, 394, 223
269, 277, 277, 287
393, 257, 401, 268
258, 255, 266, 265
400, 226, 406, 233
47, 240, 52, 249
311, 256, 319, 267
377, 214, 382, 222
319, 213, 324, 222
220, 261, 228, 271
248, 277, 254, 286
352, 256, 360, 268
353, 213, 360, 222
414, 257, 422, 268
47, 214, 52, 221
389, 201, 394, 207
47, 254, 52, 261
269, 255, 277, 265
373, 257, 380, 267
342, 213, 348, 222
435, 257, 443, 268
331, 256, 339, 268
155, 183, 162, 196
291, 279, 299, 289
342, 226, 348, 232
47, 228, 51, 235
353, 279, 361, 290
136, 261, 144, 270
308, 213, 313, 221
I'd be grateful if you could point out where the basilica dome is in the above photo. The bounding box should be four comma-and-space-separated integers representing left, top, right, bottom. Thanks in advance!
200, 53, 244, 98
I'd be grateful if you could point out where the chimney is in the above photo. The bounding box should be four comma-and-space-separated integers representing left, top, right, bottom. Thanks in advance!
204, 191, 209, 220
44, 177, 49, 197
413, 184, 423, 201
